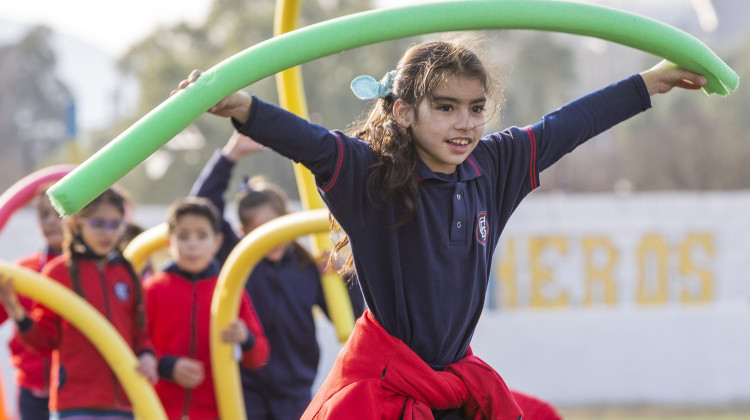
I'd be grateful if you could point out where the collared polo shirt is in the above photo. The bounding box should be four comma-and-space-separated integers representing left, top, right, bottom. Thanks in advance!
238, 74, 650, 368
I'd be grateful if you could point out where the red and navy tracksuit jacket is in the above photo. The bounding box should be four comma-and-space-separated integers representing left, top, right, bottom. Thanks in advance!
144, 261, 269, 420
18, 253, 154, 414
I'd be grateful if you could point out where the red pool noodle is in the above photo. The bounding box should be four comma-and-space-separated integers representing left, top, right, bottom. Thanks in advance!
0, 164, 76, 233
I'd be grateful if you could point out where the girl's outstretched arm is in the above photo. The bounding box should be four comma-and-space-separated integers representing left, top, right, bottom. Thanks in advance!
171, 69, 254, 124
640, 60, 708, 96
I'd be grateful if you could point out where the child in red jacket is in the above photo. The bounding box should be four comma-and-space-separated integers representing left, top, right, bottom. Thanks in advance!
144, 196, 269, 420
1, 184, 61, 420
0, 187, 158, 419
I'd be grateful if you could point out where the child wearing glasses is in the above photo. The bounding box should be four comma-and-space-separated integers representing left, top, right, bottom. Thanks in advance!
0, 187, 158, 420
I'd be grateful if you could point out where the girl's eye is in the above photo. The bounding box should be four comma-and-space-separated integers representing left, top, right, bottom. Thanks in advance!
436, 104, 452, 112
472, 106, 485, 114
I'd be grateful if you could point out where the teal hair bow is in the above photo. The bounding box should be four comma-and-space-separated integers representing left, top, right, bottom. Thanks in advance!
350, 70, 396, 100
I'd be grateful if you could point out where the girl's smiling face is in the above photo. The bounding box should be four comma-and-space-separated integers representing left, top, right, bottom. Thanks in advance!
395, 75, 487, 174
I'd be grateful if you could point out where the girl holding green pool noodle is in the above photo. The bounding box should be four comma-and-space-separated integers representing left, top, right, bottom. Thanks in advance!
172, 38, 707, 419
46, 1, 738, 220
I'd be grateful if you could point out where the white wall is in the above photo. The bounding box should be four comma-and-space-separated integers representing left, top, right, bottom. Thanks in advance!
316, 192, 750, 407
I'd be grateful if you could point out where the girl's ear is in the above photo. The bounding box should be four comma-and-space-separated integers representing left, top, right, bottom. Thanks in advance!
392, 98, 414, 128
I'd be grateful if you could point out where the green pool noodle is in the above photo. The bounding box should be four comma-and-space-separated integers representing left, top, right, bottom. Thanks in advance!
47, 0, 739, 216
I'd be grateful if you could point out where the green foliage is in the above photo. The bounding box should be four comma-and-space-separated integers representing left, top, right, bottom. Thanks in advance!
0, 26, 74, 191
109, 0, 418, 205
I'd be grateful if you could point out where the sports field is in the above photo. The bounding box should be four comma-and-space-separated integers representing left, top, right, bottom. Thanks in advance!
558, 404, 750, 420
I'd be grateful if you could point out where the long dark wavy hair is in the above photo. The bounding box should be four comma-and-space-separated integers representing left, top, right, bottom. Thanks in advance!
330, 39, 497, 275
63, 187, 145, 329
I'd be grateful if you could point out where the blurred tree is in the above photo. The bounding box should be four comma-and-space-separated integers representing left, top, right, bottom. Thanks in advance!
109, 0, 415, 205
616, 36, 750, 192
94, 0, 749, 203
490, 27, 749, 194
490, 31, 577, 129
0, 26, 74, 191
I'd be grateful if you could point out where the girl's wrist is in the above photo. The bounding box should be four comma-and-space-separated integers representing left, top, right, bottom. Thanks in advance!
221, 145, 242, 162
12, 306, 28, 322
230, 93, 253, 124
638, 70, 658, 96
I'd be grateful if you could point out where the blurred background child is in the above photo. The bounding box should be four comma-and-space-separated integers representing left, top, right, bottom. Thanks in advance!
0, 183, 61, 419
0, 187, 157, 420
191, 131, 364, 419
144, 196, 269, 420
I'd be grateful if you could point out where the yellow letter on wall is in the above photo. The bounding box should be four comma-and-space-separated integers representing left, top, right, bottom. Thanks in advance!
530, 236, 569, 308
679, 233, 715, 304
495, 238, 518, 309
637, 234, 669, 305
583, 236, 619, 307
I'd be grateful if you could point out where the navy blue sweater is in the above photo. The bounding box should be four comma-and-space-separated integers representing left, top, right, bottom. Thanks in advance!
234, 75, 652, 369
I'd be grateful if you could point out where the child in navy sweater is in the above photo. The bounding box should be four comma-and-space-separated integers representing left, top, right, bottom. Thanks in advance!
143, 196, 269, 420
174, 39, 708, 419
191, 131, 364, 419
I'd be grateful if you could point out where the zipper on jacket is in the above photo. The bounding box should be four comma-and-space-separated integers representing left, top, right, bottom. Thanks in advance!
98, 263, 123, 407
182, 278, 199, 417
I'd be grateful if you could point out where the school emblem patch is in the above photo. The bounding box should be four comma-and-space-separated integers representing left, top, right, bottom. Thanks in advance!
114, 282, 130, 301
476, 212, 488, 246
